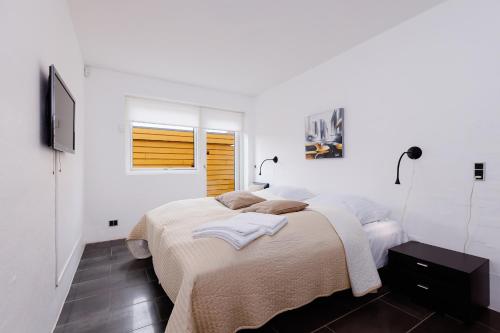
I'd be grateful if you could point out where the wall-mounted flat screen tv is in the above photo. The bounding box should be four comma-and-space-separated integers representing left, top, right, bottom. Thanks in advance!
48, 65, 75, 153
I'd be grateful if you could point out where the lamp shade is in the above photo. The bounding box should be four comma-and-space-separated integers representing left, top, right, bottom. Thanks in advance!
407, 146, 422, 159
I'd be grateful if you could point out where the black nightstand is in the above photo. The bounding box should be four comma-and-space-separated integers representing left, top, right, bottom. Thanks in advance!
388, 241, 489, 322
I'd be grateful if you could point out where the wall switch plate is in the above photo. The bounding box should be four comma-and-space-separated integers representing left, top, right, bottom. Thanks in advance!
109, 220, 118, 227
474, 162, 485, 181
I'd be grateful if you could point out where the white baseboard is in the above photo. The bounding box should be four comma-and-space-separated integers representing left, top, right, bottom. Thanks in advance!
57, 236, 82, 285
51, 236, 85, 333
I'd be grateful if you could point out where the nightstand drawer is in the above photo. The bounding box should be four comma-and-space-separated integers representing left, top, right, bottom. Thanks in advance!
409, 280, 434, 304
409, 279, 471, 317
392, 264, 467, 290
389, 251, 466, 283
391, 266, 472, 319
395, 268, 464, 299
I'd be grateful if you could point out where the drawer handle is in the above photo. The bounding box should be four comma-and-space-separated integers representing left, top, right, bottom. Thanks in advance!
416, 262, 428, 268
416, 284, 429, 290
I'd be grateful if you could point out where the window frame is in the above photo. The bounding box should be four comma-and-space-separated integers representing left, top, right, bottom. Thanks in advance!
204, 128, 240, 194
128, 121, 199, 175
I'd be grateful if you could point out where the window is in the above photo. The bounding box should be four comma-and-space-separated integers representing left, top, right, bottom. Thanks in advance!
126, 96, 200, 172
206, 131, 236, 196
126, 96, 243, 193
131, 122, 196, 169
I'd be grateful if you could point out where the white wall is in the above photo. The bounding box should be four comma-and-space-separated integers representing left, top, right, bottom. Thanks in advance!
84, 68, 254, 242
0, 0, 85, 332
253, 0, 500, 311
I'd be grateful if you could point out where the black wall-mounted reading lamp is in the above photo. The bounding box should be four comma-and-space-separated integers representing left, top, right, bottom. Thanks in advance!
258, 156, 278, 175
395, 146, 422, 184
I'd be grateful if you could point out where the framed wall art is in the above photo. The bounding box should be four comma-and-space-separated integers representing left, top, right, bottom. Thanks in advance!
305, 108, 344, 159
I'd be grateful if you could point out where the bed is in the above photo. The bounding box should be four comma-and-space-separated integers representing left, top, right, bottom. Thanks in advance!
127, 189, 386, 333
364, 220, 407, 268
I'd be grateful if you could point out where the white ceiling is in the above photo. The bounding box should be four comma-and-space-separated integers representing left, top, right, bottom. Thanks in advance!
68, 0, 445, 96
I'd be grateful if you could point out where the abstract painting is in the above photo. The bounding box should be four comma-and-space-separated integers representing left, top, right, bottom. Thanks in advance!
305, 108, 344, 159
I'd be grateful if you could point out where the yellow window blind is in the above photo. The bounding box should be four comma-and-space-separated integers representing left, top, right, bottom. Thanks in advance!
206, 132, 235, 197
132, 126, 195, 169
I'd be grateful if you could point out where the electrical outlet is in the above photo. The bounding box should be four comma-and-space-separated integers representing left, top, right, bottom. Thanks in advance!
109, 220, 118, 227
474, 162, 485, 181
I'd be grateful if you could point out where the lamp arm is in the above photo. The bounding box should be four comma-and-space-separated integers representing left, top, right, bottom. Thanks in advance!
395, 151, 407, 185
258, 158, 273, 176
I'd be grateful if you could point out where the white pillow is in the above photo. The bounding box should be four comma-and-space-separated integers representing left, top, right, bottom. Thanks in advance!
247, 183, 267, 192
307, 194, 390, 225
266, 185, 315, 201
252, 189, 283, 201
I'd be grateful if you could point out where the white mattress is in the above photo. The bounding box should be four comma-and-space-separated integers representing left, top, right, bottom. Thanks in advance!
363, 220, 408, 269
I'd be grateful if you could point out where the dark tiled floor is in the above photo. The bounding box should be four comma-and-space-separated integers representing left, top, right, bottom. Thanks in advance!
56, 240, 500, 333
55, 240, 171, 333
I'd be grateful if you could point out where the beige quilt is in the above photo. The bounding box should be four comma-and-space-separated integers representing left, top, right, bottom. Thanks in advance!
128, 197, 371, 333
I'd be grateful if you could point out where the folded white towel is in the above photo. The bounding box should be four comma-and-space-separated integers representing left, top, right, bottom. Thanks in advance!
193, 228, 267, 250
194, 218, 261, 236
192, 212, 288, 250
243, 212, 288, 235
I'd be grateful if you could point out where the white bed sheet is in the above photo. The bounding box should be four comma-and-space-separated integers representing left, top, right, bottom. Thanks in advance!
363, 220, 408, 269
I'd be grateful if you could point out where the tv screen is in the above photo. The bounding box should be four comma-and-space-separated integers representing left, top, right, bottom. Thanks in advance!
49, 65, 75, 153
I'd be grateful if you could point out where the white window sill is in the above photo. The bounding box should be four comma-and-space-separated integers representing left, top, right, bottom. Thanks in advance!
127, 168, 199, 176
